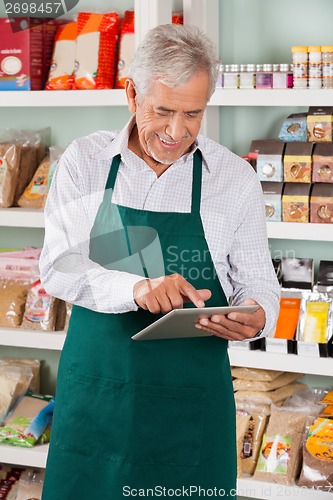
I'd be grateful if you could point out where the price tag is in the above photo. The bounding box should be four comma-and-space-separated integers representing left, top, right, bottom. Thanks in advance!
265, 338, 288, 354
297, 341, 320, 357
228, 340, 250, 350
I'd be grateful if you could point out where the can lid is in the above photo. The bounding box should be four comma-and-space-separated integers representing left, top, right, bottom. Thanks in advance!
246, 64, 255, 71
321, 45, 333, 52
308, 46, 321, 52
263, 63, 273, 71
292, 46, 308, 52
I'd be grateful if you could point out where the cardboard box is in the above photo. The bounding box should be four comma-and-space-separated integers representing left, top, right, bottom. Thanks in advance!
307, 106, 333, 142
312, 143, 333, 183
0, 17, 43, 90
256, 140, 285, 182
310, 183, 333, 223
282, 182, 311, 222
283, 142, 313, 183
261, 181, 284, 221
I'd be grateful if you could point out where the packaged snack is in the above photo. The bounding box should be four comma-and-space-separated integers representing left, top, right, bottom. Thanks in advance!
312, 143, 333, 183
283, 142, 313, 183
74, 12, 120, 90
21, 280, 59, 332
16, 468, 44, 500
0, 142, 22, 208
233, 372, 303, 392
282, 183, 311, 223
231, 367, 284, 382
298, 417, 333, 489
261, 182, 283, 222
256, 140, 285, 182
307, 106, 333, 142
115, 11, 135, 89
297, 292, 333, 343
310, 183, 333, 224
46, 22, 77, 90
280, 258, 314, 290
236, 401, 270, 476
278, 113, 308, 142
236, 409, 251, 477
234, 382, 307, 405
0, 393, 54, 448
18, 156, 50, 209
254, 405, 308, 485
0, 358, 41, 394
0, 365, 33, 423
274, 297, 301, 340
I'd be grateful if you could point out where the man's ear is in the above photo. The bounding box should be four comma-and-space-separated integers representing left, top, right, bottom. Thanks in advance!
125, 78, 137, 113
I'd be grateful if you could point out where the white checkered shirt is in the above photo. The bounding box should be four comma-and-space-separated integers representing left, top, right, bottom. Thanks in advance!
40, 117, 280, 338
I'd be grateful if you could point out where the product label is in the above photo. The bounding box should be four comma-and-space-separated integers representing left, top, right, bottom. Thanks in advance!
24, 281, 51, 324
0, 157, 7, 204
306, 418, 333, 462
27, 174, 47, 198
257, 434, 291, 474
303, 301, 329, 343
293, 62, 307, 78
309, 63, 322, 78
241, 416, 254, 459
323, 62, 333, 78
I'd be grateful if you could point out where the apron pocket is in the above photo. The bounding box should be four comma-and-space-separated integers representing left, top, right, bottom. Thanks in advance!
56, 369, 206, 466
56, 369, 132, 462
127, 383, 206, 466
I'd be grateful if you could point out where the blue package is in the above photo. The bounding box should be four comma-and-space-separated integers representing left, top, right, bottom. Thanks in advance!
278, 113, 308, 142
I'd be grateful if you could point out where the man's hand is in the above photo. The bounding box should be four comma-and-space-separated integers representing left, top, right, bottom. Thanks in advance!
133, 273, 211, 314
194, 299, 265, 341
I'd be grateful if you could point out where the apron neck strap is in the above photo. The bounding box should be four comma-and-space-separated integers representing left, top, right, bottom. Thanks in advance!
104, 149, 203, 213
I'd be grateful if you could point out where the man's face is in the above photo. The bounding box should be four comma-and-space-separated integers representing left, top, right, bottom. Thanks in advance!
127, 71, 210, 167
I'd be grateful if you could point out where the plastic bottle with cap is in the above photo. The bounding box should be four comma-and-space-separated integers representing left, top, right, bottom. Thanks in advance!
321, 46, 333, 89
308, 46, 322, 89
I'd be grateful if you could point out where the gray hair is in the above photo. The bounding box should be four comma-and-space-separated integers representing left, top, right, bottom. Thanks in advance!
129, 24, 219, 101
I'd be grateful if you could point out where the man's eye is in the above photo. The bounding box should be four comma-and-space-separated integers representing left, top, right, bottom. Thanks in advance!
186, 112, 199, 118
156, 111, 169, 117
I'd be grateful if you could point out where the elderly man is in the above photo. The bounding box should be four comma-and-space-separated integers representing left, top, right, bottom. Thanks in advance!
40, 24, 279, 499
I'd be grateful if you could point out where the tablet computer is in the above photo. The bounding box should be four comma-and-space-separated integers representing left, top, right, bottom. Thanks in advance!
131, 305, 259, 340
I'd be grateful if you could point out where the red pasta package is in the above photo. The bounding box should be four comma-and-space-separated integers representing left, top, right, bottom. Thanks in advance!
74, 12, 120, 90
115, 10, 134, 89
45, 22, 77, 90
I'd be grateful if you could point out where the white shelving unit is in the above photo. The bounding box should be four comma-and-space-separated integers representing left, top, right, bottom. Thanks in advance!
0, 328, 65, 350
0, 444, 49, 469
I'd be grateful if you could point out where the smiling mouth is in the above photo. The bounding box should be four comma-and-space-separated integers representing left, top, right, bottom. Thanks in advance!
158, 136, 181, 146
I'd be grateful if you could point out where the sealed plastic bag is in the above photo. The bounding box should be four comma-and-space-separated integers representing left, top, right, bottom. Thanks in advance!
115, 10, 134, 89
0, 365, 33, 423
18, 156, 50, 209
0, 358, 41, 394
46, 22, 77, 90
74, 12, 120, 90
233, 372, 303, 392
0, 142, 22, 208
297, 290, 333, 343
21, 280, 59, 332
231, 367, 284, 382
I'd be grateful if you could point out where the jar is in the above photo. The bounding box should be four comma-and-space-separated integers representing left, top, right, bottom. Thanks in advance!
216, 63, 224, 88
273, 64, 293, 89
308, 46, 322, 89
256, 64, 273, 89
223, 64, 238, 89
239, 63, 256, 89
292, 46, 308, 88
321, 46, 333, 89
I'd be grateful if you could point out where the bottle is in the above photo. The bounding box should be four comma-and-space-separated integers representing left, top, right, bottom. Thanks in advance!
308, 46, 322, 89
292, 46, 308, 88
273, 64, 293, 89
321, 46, 333, 89
223, 64, 238, 89
256, 64, 273, 89
239, 64, 255, 89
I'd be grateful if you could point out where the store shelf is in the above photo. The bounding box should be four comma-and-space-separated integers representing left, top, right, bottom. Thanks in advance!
267, 222, 333, 241
0, 328, 66, 350
0, 89, 128, 107
0, 444, 48, 468
229, 349, 333, 377
0, 208, 44, 228
237, 477, 332, 499
210, 88, 333, 107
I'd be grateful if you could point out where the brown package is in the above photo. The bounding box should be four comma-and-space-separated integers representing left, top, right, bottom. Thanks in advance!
307, 107, 333, 142
312, 143, 333, 183
231, 367, 284, 382
0, 358, 41, 394
233, 372, 304, 392
12, 144, 38, 206
310, 183, 333, 224
234, 382, 307, 405
0, 143, 22, 208
18, 156, 50, 209
0, 279, 32, 327
282, 182, 311, 223
21, 280, 59, 332
253, 406, 308, 485
283, 142, 313, 183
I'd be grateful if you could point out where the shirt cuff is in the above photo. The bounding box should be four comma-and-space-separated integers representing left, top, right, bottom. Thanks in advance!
110, 272, 145, 313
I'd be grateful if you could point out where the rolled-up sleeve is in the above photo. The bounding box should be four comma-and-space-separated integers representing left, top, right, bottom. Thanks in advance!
39, 141, 143, 314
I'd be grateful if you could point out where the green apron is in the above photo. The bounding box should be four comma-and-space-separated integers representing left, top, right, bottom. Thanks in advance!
42, 150, 237, 499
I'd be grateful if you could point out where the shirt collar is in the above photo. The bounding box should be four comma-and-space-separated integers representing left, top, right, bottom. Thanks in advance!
92, 115, 210, 172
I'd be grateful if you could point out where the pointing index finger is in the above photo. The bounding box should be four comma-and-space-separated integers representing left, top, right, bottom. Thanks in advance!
180, 282, 205, 308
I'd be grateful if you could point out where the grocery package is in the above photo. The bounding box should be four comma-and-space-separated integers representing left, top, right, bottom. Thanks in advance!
307, 106, 333, 142
233, 372, 303, 392
297, 291, 333, 343
74, 12, 120, 90
16, 468, 44, 500
273, 297, 301, 340
236, 409, 251, 477
0, 358, 41, 394
278, 113, 308, 142
231, 367, 284, 382
21, 279, 59, 332
0, 392, 54, 447
310, 183, 333, 224
0, 141, 22, 208
0, 256, 40, 327
43, 19, 69, 88
0, 364, 33, 423
280, 257, 314, 290
0, 17, 43, 90
18, 156, 50, 209
115, 11, 134, 89
56, 300, 72, 331
253, 405, 309, 485
236, 401, 270, 476
298, 417, 333, 489
46, 22, 77, 90
234, 382, 306, 405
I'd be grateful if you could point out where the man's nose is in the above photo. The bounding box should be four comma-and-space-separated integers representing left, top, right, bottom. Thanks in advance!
165, 115, 187, 141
